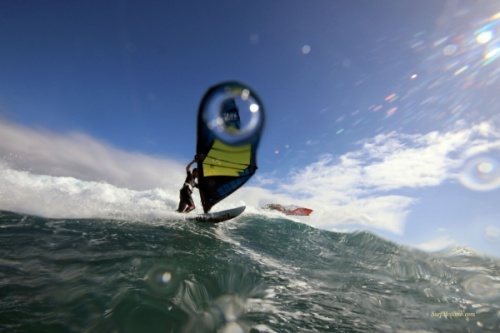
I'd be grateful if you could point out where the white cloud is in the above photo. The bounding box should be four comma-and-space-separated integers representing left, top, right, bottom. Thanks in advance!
417, 235, 456, 252
0, 119, 183, 191
265, 121, 500, 234
484, 226, 500, 243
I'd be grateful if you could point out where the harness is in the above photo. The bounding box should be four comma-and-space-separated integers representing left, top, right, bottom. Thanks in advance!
182, 172, 196, 192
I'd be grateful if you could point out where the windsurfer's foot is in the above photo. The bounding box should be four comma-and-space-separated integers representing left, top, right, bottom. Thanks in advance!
185, 205, 195, 213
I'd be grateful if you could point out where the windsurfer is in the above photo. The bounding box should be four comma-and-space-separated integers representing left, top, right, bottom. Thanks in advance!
176, 159, 198, 213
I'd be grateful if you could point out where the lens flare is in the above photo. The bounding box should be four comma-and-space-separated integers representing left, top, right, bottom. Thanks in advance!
385, 93, 397, 102
484, 47, 500, 60
454, 65, 468, 75
458, 156, 500, 191
476, 31, 492, 44
386, 107, 397, 116
162, 272, 172, 283
241, 89, 250, 100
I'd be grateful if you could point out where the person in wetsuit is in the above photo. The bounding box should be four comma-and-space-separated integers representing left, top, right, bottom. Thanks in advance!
176, 159, 198, 213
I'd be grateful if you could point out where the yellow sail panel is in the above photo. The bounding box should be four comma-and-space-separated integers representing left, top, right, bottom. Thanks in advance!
203, 139, 251, 177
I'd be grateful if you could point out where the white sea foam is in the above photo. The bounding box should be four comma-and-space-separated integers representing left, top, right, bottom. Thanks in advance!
0, 163, 261, 224
0, 165, 180, 220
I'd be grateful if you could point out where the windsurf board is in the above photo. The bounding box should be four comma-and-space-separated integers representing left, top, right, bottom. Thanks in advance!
186, 205, 246, 223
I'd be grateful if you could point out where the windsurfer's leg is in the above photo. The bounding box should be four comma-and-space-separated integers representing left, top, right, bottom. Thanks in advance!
185, 194, 195, 213
177, 188, 189, 212
177, 201, 187, 213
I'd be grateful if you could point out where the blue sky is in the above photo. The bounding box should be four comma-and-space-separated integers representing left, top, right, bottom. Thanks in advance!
1, 0, 499, 257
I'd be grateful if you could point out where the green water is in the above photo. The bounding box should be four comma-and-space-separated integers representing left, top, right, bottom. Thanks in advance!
1, 210, 499, 332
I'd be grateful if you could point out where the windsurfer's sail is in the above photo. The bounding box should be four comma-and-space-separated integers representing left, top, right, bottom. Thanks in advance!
196, 82, 265, 213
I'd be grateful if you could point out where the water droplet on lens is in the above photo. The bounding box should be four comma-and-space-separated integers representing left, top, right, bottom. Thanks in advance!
443, 44, 458, 56
458, 156, 500, 191
462, 275, 499, 300
146, 266, 177, 295
477, 162, 493, 173
201, 82, 265, 145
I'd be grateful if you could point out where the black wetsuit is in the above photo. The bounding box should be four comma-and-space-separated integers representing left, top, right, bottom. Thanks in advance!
177, 171, 197, 213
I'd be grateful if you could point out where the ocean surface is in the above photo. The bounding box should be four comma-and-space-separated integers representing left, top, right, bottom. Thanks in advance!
1, 208, 499, 333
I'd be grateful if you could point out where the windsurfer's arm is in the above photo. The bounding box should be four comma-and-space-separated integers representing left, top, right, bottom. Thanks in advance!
186, 159, 196, 173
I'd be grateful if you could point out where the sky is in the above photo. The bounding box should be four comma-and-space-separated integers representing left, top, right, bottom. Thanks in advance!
1, 0, 499, 257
